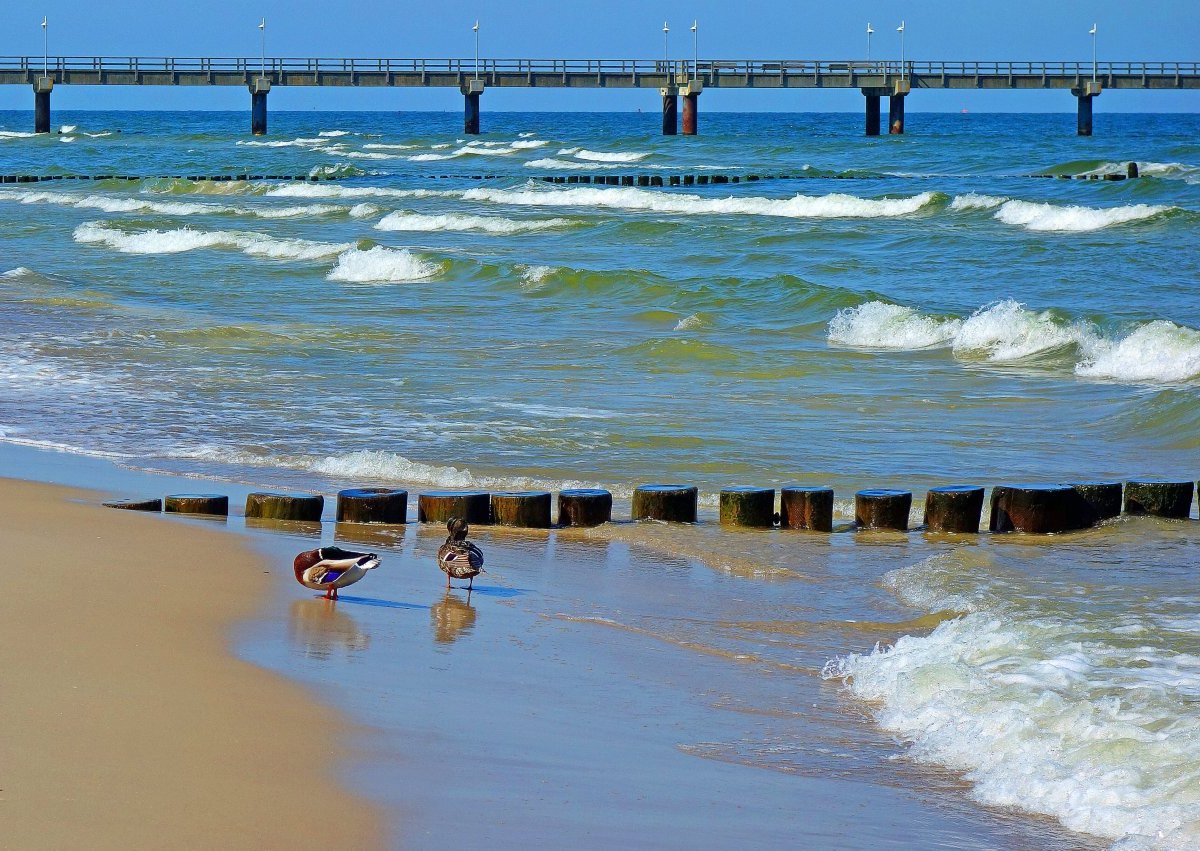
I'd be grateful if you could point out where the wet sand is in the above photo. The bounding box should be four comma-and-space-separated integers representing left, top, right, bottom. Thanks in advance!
0, 477, 380, 850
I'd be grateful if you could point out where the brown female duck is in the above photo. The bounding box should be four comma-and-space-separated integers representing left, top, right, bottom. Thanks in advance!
436, 517, 484, 590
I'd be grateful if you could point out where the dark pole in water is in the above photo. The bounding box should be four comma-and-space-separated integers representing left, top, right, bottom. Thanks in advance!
250, 79, 270, 136
719, 487, 776, 528
1073, 83, 1100, 136
336, 488, 408, 524
864, 92, 881, 136
557, 489, 612, 527
491, 491, 553, 528
33, 78, 53, 134
856, 489, 912, 530
462, 81, 485, 135
989, 484, 1076, 533
662, 86, 679, 135
923, 486, 985, 533
633, 484, 698, 523
246, 491, 324, 522
888, 94, 906, 134
1123, 480, 1194, 519
779, 486, 834, 531
418, 490, 491, 524
1066, 481, 1123, 527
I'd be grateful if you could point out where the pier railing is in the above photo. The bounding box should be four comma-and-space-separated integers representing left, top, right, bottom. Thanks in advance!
1, 56, 1197, 81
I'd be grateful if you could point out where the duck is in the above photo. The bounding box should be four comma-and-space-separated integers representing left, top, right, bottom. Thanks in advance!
436, 517, 484, 590
293, 546, 381, 600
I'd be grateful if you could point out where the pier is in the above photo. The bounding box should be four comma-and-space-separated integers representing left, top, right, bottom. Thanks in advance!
2, 56, 1197, 136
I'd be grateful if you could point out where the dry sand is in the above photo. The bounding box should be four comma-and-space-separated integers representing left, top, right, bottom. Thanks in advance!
0, 478, 381, 850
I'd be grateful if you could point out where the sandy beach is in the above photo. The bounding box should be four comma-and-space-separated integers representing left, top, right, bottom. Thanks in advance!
0, 477, 380, 850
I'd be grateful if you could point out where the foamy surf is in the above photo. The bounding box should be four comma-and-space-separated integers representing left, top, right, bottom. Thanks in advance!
823, 551, 1200, 848
461, 186, 941, 219
375, 211, 575, 234
326, 246, 443, 283
74, 222, 351, 260
829, 300, 1199, 384
993, 199, 1174, 232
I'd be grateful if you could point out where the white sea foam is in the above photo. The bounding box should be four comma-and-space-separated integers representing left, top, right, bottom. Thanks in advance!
310, 449, 624, 495
1, 267, 34, 278
236, 136, 331, 148
824, 554, 1200, 847
828, 299, 1198, 384
511, 139, 549, 149
265, 184, 448, 200
461, 186, 940, 219
994, 200, 1173, 232
343, 150, 403, 160
318, 130, 350, 137
674, 313, 706, 331
59, 136, 76, 144
326, 246, 443, 283
375, 211, 574, 234
949, 193, 1008, 211
0, 130, 37, 139
828, 302, 961, 349
524, 157, 620, 171
573, 149, 649, 163
59, 125, 77, 133
1076, 321, 1200, 383
362, 142, 417, 151
952, 300, 1100, 361
517, 264, 557, 289
74, 222, 351, 260
0, 189, 360, 220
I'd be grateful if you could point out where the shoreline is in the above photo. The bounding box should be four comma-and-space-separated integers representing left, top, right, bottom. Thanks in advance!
0, 476, 382, 849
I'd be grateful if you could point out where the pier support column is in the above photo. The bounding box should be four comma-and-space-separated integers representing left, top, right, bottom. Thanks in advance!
462, 79, 485, 135
680, 80, 702, 136
33, 77, 53, 135
661, 86, 678, 135
888, 79, 910, 135
249, 78, 270, 136
861, 87, 887, 136
1073, 81, 1101, 136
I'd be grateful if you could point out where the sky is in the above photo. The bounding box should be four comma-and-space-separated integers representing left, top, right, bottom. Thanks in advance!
0, 0, 1197, 112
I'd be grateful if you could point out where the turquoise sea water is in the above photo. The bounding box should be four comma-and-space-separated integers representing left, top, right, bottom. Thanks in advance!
1, 110, 1198, 847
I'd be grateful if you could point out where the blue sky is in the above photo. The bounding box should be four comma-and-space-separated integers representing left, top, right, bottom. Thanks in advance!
1, 0, 1196, 112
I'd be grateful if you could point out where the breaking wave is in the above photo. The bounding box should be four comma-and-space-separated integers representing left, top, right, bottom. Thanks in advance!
374, 211, 576, 234
461, 185, 941, 219
823, 551, 1200, 847
326, 246, 444, 283
74, 221, 351, 260
950, 194, 1180, 231
829, 300, 1200, 383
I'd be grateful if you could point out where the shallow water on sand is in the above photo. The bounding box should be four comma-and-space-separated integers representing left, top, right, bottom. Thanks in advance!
1, 110, 1198, 847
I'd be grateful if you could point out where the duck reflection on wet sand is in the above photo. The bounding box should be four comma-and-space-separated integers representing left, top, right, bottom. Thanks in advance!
288, 598, 370, 660
431, 592, 477, 644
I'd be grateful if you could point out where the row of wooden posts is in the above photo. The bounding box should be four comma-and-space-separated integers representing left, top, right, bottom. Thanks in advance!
105, 479, 1197, 534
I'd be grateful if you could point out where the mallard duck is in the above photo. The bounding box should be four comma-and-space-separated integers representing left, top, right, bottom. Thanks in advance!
436, 517, 484, 590
293, 546, 381, 600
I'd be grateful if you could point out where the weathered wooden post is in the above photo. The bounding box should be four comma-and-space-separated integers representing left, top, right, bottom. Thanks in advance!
633, 484, 698, 523
491, 491, 552, 528
989, 484, 1076, 533
923, 486, 985, 533
719, 487, 775, 528
164, 494, 229, 516
1123, 479, 1194, 519
557, 488, 612, 527
245, 492, 324, 521
336, 488, 408, 524
855, 489, 912, 530
103, 497, 162, 512
1066, 481, 1123, 527
417, 490, 491, 524
779, 486, 834, 531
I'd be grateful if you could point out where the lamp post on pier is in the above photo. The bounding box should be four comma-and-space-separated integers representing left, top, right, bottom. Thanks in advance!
258, 17, 266, 79
691, 20, 698, 81
866, 23, 873, 63
663, 21, 669, 67
1089, 23, 1097, 84
473, 20, 480, 80
41, 16, 48, 79
897, 20, 905, 78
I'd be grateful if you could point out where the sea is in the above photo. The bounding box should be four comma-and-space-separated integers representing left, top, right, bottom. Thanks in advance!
1, 109, 1198, 848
